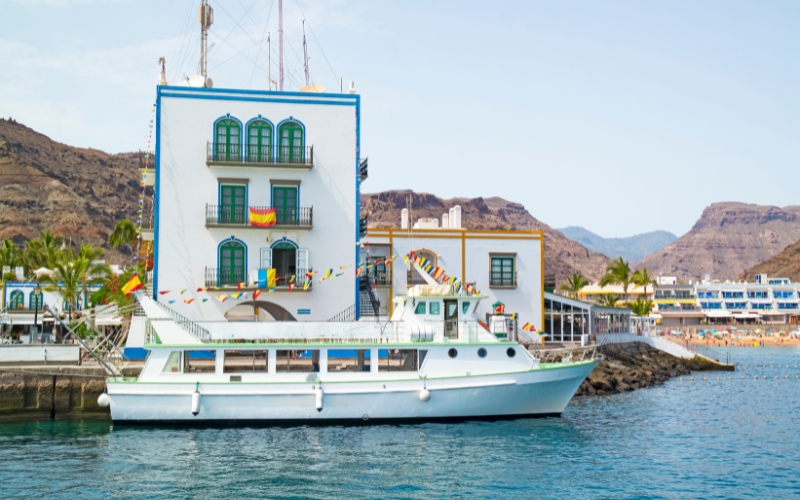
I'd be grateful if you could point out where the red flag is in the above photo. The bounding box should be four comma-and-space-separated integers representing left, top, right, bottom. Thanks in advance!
253, 289, 262, 300
158, 290, 171, 295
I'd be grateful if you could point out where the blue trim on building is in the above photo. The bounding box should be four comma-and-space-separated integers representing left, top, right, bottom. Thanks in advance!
153, 88, 162, 299
355, 96, 361, 320
270, 237, 299, 249
212, 114, 244, 149
161, 93, 357, 107
217, 236, 249, 275
158, 85, 359, 101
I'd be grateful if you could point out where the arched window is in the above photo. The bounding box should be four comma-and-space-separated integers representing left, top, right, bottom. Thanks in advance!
247, 119, 273, 163
9, 290, 24, 310
29, 291, 43, 310
278, 121, 304, 163
215, 118, 241, 161
409, 249, 437, 286
219, 240, 246, 286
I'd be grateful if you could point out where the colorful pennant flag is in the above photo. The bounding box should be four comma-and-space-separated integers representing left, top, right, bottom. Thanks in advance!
202, 298, 209, 303
218, 295, 228, 302
179, 289, 186, 295
253, 289, 262, 300
237, 282, 246, 290
522, 322, 532, 331
184, 298, 195, 304
249, 207, 277, 227
303, 280, 311, 291
432, 267, 445, 280
168, 300, 176, 305
288, 284, 294, 292
231, 292, 243, 300
335, 272, 344, 277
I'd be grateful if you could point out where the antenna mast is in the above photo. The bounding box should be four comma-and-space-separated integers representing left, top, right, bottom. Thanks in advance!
268, 32, 271, 90
199, 0, 214, 85
278, 0, 284, 91
302, 20, 309, 86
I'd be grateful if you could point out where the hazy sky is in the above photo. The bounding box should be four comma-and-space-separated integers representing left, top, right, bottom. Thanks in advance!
1, 0, 798, 238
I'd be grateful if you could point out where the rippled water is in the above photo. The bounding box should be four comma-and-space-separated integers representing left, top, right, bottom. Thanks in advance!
1, 347, 799, 499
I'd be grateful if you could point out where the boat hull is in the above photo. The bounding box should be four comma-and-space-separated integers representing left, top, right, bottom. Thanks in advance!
108, 360, 597, 425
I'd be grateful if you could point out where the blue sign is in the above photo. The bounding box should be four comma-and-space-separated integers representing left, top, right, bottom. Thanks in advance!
297, 309, 311, 315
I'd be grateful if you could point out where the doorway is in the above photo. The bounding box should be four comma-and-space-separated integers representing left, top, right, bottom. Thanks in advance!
444, 299, 458, 339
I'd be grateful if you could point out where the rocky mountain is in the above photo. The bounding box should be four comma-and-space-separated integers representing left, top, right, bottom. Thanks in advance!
362, 190, 611, 282
0, 118, 149, 264
634, 202, 800, 282
741, 239, 800, 283
558, 226, 677, 263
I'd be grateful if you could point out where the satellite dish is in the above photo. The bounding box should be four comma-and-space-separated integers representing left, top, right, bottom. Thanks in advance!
205, 77, 213, 88
179, 75, 207, 88
299, 84, 326, 93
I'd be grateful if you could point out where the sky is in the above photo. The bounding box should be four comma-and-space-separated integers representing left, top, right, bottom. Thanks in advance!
1, 0, 799, 238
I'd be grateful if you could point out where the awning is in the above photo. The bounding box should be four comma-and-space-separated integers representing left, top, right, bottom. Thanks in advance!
95, 316, 123, 326
661, 311, 705, 318
705, 311, 733, 318
759, 311, 787, 316
0, 315, 56, 325
655, 299, 676, 305
732, 312, 760, 319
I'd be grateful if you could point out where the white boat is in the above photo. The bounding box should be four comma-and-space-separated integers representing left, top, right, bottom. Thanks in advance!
105, 286, 600, 425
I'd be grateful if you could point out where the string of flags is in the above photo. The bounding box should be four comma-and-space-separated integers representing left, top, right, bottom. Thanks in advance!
133, 98, 157, 265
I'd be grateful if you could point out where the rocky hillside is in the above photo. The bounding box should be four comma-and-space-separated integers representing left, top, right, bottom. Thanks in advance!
558, 226, 677, 263
0, 118, 148, 264
634, 202, 800, 282
362, 190, 611, 282
741, 239, 800, 283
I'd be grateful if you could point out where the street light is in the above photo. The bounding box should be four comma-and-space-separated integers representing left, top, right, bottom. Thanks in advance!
33, 284, 42, 342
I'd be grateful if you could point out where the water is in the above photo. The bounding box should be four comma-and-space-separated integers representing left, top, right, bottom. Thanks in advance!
1, 347, 799, 499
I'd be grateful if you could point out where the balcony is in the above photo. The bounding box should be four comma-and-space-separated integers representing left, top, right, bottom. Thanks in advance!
139, 219, 154, 241
206, 142, 314, 170
407, 270, 431, 286
490, 271, 517, 288
204, 267, 313, 291
374, 270, 391, 286
205, 205, 313, 230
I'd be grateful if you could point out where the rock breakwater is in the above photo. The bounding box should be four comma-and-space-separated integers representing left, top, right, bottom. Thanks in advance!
576, 342, 725, 396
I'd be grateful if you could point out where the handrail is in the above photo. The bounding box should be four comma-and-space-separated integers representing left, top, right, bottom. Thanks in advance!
43, 305, 121, 376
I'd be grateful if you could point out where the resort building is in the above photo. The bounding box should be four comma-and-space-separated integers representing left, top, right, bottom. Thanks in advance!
150, 85, 362, 322
576, 284, 653, 304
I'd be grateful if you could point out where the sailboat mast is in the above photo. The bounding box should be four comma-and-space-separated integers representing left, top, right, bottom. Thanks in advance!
303, 20, 309, 86
278, 0, 284, 91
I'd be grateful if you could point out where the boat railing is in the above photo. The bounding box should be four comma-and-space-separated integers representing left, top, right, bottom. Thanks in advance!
526, 345, 600, 365
152, 303, 211, 343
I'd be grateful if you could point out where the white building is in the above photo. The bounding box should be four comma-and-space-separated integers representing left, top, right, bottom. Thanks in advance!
151, 86, 362, 322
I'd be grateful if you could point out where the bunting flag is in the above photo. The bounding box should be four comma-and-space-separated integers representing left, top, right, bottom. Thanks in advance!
374, 257, 384, 264
432, 267, 445, 280
289, 275, 296, 283
253, 289, 262, 300
335, 272, 344, 277
455, 283, 463, 294
466, 284, 474, 293
339, 264, 351, 269
305, 271, 317, 278
202, 298, 209, 303
423, 263, 433, 273
158, 290, 171, 295
184, 298, 195, 304
196, 287, 207, 292
510, 313, 518, 321
168, 300, 176, 305
355, 268, 362, 278
180, 289, 186, 295
303, 280, 311, 291
522, 322, 532, 332
249, 207, 277, 227
237, 282, 247, 290
386, 254, 398, 263
218, 295, 228, 302
403, 254, 409, 265
121, 275, 143, 296
231, 292, 243, 300
288, 284, 294, 292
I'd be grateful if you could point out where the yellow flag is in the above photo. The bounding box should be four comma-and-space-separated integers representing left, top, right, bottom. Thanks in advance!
267, 268, 277, 288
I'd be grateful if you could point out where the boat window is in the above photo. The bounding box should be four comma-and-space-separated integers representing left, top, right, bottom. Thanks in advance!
162, 351, 182, 373
415, 302, 426, 314
328, 349, 370, 372
462, 302, 471, 314
183, 350, 217, 373
506, 347, 516, 358
429, 302, 440, 315
223, 350, 267, 372
276, 349, 320, 372
448, 348, 458, 358
378, 349, 423, 371
478, 348, 487, 358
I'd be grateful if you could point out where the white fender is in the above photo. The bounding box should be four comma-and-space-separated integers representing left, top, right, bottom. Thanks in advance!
315, 387, 324, 412
97, 392, 110, 408
419, 389, 431, 402
191, 390, 201, 416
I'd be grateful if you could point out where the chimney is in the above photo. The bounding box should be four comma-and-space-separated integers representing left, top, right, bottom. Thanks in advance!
453, 205, 462, 229
401, 208, 408, 229
449, 207, 455, 228
442, 213, 449, 228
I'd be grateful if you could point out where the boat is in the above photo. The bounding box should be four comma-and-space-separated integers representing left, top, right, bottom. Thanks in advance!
104, 286, 600, 425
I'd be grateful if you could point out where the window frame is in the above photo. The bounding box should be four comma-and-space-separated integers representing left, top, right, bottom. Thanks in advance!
489, 254, 516, 288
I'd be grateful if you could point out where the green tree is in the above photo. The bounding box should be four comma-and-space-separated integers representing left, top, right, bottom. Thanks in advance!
628, 297, 654, 317
597, 293, 620, 307
22, 230, 64, 275
64, 243, 110, 308
41, 258, 89, 320
0, 240, 21, 286
599, 257, 633, 304
632, 267, 657, 299
109, 219, 137, 249
559, 272, 589, 299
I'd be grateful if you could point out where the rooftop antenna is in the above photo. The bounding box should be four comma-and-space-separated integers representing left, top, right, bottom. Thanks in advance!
157, 56, 167, 85
267, 32, 271, 90
278, 0, 284, 91
302, 20, 309, 87
199, 0, 214, 86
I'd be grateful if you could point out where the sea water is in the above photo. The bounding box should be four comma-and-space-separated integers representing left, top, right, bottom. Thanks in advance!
0, 346, 798, 499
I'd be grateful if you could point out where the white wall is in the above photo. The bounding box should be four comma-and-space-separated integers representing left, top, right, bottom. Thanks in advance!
156, 88, 359, 321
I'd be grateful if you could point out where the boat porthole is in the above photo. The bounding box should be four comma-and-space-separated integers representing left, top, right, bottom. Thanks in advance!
448, 348, 458, 358
477, 348, 487, 358
506, 347, 516, 358
362, 414, 369, 421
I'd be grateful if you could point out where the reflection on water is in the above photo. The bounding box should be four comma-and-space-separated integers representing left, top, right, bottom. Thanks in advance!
1, 347, 799, 499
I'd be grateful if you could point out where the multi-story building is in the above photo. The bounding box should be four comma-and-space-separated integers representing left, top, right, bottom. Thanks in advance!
151, 85, 362, 322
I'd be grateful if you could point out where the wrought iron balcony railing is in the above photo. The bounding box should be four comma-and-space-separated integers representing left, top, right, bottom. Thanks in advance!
204, 267, 313, 289
205, 204, 313, 228
207, 142, 313, 166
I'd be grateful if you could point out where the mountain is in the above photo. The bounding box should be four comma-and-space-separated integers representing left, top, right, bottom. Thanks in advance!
634, 202, 800, 282
362, 190, 611, 282
741, 239, 800, 283
0, 118, 148, 264
557, 226, 677, 263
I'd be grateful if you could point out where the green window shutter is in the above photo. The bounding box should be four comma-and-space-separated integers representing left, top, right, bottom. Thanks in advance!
272, 186, 298, 225
247, 120, 272, 162
278, 122, 304, 163
219, 241, 246, 285
215, 119, 241, 161
9, 291, 24, 309
491, 257, 515, 286
220, 184, 246, 224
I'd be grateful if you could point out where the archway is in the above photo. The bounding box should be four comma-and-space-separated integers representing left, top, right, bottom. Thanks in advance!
224, 300, 297, 322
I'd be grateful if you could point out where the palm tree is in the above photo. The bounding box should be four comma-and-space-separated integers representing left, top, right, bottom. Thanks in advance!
628, 297, 654, 317
599, 257, 633, 304
22, 230, 64, 275
41, 258, 89, 321
68, 243, 111, 308
632, 267, 657, 300
598, 293, 620, 308
109, 219, 137, 249
0, 239, 20, 283
559, 272, 589, 300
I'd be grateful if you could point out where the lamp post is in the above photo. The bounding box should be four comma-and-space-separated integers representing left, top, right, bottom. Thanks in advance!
33, 284, 42, 342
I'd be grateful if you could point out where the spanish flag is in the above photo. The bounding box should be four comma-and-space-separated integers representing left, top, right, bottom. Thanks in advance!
122, 275, 143, 296
249, 207, 277, 227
